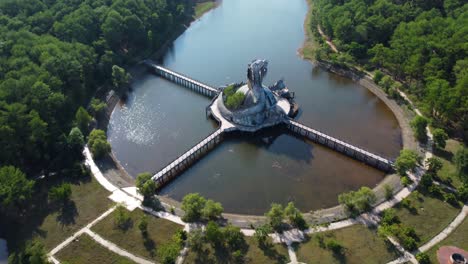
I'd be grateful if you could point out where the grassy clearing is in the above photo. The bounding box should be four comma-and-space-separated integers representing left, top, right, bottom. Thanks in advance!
8, 175, 111, 251
394, 189, 461, 246
194, 1, 216, 19
184, 236, 289, 264
426, 217, 468, 263
295, 225, 400, 264
433, 139, 464, 188
300, 0, 319, 61
91, 208, 183, 262
56, 233, 134, 264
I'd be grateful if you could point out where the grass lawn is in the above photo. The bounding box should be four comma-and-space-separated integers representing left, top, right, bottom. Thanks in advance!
56, 233, 134, 264
295, 225, 401, 264
8, 175, 112, 251
394, 189, 461, 246
433, 139, 464, 188
184, 236, 289, 264
301, 0, 319, 61
91, 208, 183, 262
426, 217, 468, 263
194, 1, 216, 19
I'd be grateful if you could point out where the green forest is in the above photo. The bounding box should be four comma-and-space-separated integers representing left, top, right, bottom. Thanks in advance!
0, 0, 196, 248
311, 0, 467, 140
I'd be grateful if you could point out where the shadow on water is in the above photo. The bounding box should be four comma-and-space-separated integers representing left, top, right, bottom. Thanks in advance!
223, 125, 314, 164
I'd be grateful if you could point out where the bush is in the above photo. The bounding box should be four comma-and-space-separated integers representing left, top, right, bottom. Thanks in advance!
426, 157, 443, 175
444, 193, 458, 206
114, 204, 131, 230
428, 184, 442, 197
223, 85, 235, 97
188, 229, 205, 253
400, 236, 417, 251
410, 116, 428, 143
432, 128, 448, 149
284, 202, 308, 230
384, 184, 394, 200
225, 91, 245, 109
373, 70, 384, 83
458, 184, 468, 203
48, 183, 72, 204
157, 241, 181, 264
75, 107, 92, 133
326, 239, 344, 255
88, 129, 111, 159
138, 215, 148, 235
338, 187, 376, 216
136, 172, 156, 200
201, 199, 223, 220
254, 224, 272, 246
454, 148, 468, 183
181, 193, 206, 222
401, 176, 412, 186
380, 209, 400, 226
395, 149, 420, 176
416, 252, 430, 264
266, 203, 285, 232
420, 173, 433, 189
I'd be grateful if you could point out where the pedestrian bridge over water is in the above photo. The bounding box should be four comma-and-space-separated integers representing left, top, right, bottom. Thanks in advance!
143, 61, 394, 188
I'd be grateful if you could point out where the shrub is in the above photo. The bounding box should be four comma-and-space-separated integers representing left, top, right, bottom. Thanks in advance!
138, 215, 148, 235
188, 229, 205, 253
444, 193, 458, 206
75, 107, 91, 132
400, 236, 417, 251
136, 172, 156, 200
223, 85, 235, 97
454, 148, 468, 183
401, 176, 412, 186
338, 187, 376, 216
223, 225, 246, 251
380, 209, 399, 226
410, 116, 428, 143
114, 204, 131, 230
181, 193, 206, 222
384, 184, 394, 200
428, 184, 442, 197
426, 157, 443, 175
88, 129, 111, 159
420, 173, 433, 189
373, 70, 384, 83
157, 241, 181, 264
225, 91, 245, 109
254, 224, 272, 246
326, 239, 344, 255
48, 183, 72, 204
458, 184, 468, 203
202, 199, 224, 220
395, 149, 420, 176
416, 252, 430, 264
205, 221, 223, 248
284, 202, 308, 230
266, 203, 285, 232
432, 128, 448, 149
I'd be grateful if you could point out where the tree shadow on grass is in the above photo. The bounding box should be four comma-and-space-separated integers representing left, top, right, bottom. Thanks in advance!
433, 148, 453, 161
259, 243, 289, 264
56, 200, 78, 226
142, 235, 156, 258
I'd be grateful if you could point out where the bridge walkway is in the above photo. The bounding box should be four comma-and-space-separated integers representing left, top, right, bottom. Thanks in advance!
285, 119, 393, 171
144, 61, 219, 98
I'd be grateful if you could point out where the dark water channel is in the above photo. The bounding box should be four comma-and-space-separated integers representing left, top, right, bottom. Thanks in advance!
108, 0, 402, 214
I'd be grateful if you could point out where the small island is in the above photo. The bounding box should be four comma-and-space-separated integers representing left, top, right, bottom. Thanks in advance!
211, 59, 297, 131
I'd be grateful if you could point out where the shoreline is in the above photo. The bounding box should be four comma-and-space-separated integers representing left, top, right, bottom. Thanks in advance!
99, 0, 418, 224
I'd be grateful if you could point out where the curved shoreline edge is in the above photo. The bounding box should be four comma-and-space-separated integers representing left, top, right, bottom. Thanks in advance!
101, 0, 421, 225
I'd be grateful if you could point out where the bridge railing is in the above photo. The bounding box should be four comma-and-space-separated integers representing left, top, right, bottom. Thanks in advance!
151, 128, 224, 182
150, 64, 219, 93
285, 119, 393, 165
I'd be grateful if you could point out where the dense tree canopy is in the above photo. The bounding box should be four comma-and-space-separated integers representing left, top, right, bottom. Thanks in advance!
0, 0, 196, 225
312, 0, 467, 139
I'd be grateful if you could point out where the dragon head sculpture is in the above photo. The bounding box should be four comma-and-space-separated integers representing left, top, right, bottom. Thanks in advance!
247, 59, 268, 89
